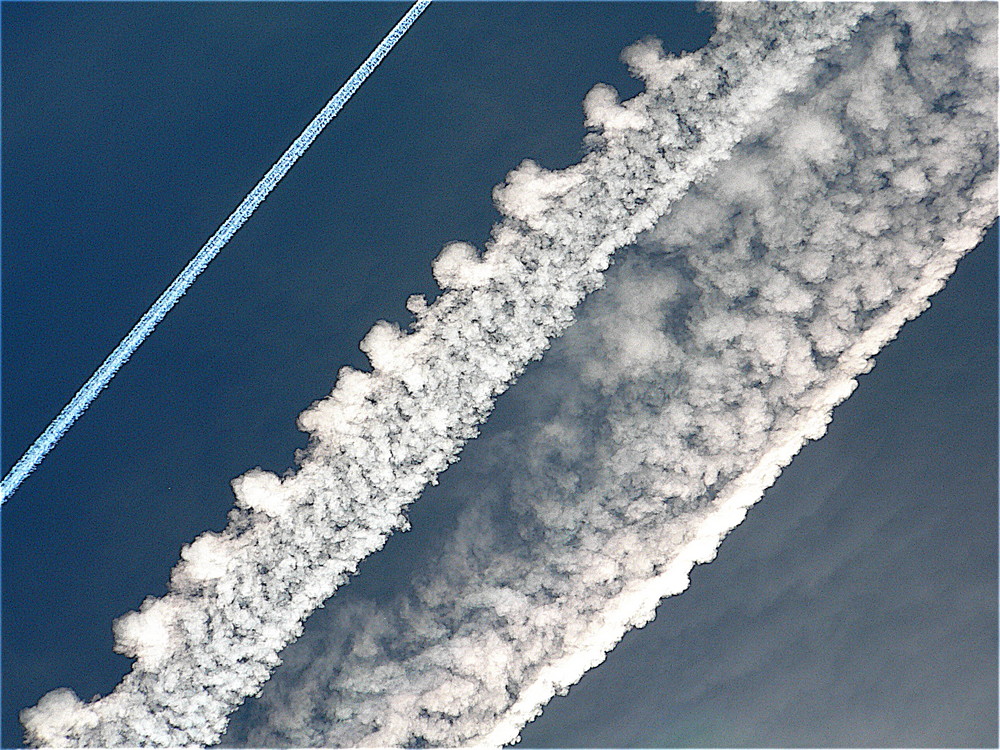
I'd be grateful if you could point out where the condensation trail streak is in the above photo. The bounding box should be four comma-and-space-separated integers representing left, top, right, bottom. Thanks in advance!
1, 0, 431, 503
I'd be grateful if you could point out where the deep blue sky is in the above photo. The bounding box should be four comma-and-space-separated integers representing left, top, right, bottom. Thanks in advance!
2, 3, 996, 748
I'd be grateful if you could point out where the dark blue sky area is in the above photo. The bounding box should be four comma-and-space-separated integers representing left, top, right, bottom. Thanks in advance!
3, 4, 714, 746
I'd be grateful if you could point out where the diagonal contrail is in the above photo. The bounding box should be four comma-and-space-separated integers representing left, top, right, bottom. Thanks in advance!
1, 0, 431, 504
216, 3, 997, 747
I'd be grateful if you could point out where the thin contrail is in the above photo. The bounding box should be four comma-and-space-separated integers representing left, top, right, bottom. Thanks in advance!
1, 0, 431, 504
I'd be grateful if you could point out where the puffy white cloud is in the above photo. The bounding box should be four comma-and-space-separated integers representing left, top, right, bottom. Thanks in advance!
231, 469, 292, 518
583, 83, 651, 132
111, 598, 175, 665
177, 532, 233, 582
19, 691, 100, 750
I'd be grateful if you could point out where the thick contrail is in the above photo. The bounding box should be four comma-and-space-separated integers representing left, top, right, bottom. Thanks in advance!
1, 0, 430, 504
218, 3, 998, 747
21, 4, 871, 747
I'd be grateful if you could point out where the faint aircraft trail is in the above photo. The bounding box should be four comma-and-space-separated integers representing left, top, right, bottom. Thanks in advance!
1, 0, 431, 504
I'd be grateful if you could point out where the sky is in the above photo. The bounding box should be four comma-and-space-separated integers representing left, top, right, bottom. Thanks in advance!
2, 2, 997, 749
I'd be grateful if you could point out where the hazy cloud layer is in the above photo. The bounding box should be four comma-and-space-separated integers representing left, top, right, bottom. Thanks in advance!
20, 3, 876, 747
223, 4, 998, 747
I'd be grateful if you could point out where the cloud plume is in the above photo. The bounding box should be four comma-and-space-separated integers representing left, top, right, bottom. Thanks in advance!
220, 3, 998, 747
20, 2, 879, 747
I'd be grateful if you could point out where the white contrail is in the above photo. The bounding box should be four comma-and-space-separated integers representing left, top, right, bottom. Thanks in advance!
20, 4, 873, 747
0, 0, 431, 504
225, 3, 998, 747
